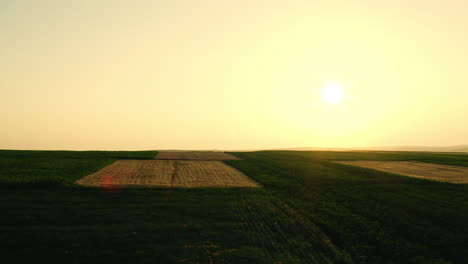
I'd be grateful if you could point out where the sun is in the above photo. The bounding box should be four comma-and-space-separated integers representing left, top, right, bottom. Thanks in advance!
321, 81, 346, 104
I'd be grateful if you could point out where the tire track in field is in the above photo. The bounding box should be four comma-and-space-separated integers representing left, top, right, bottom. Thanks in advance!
165, 161, 179, 201
169, 161, 179, 187
233, 194, 352, 264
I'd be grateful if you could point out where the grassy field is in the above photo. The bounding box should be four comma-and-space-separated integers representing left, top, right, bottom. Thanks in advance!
0, 150, 158, 187
1, 150, 467, 263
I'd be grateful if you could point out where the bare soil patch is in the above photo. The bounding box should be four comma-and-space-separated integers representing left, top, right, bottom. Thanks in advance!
335, 161, 468, 184
155, 151, 240, 160
75, 160, 259, 188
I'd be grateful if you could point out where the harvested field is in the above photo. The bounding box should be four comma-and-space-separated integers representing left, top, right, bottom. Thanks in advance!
335, 160, 468, 183
75, 160, 173, 187
75, 160, 259, 188
173, 161, 259, 187
155, 151, 240, 160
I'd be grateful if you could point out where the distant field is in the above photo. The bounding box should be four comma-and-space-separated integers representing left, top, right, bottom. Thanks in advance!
335, 160, 468, 183
1, 150, 467, 263
76, 160, 260, 188
155, 151, 240, 160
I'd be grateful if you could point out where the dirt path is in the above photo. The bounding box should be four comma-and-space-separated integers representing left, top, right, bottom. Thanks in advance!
335, 160, 468, 183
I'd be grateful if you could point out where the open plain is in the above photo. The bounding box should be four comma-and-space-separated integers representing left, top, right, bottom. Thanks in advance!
2, 150, 468, 264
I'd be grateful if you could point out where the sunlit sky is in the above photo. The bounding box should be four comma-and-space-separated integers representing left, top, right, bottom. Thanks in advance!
2, 0, 468, 150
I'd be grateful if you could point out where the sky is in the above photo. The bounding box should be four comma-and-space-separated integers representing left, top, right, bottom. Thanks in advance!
1, 0, 468, 150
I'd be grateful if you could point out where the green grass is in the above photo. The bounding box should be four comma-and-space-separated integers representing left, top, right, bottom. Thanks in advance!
1, 150, 467, 263
0, 150, 158, 187
226, 151, 468, 264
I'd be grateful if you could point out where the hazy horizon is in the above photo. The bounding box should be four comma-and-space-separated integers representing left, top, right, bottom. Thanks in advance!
2, 1, 468, 150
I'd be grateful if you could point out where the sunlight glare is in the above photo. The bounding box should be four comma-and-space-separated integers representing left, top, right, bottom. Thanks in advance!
321, 81, 346, 104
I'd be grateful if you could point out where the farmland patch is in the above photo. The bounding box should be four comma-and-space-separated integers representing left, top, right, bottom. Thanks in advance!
75, 160, 259, 188
335, 160, 468, 183
155, 151, 240, 160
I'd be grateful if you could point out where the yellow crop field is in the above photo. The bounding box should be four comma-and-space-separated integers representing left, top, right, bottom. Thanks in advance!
335, 160, 468, 184
155, 151, 240, 160
75, 160, 173, 187
172, 161, 259, 187
75, 160, 259, 188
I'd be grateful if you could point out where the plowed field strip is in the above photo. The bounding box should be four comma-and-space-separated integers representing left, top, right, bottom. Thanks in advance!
335, 161, 468, 183
155, 151, 240, 160
75, 160, 260, 188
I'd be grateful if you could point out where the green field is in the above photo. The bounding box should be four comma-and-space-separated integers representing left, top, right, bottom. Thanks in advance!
1, 150, 467, 263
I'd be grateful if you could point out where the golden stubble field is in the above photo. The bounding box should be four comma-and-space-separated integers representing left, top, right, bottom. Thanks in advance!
335, 160, 468, 183
155, 151, 240, 160
75, 160, 260, 188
